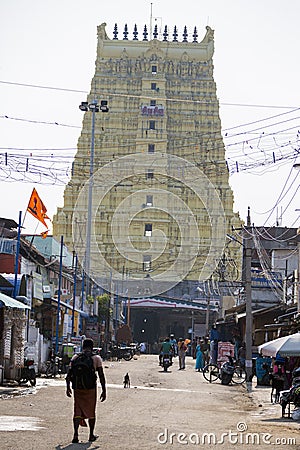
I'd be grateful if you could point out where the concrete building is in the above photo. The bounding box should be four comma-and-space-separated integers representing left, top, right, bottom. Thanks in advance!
53, 22, 243, 340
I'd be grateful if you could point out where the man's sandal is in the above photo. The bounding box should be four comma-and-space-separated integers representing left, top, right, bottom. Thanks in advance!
89, 435, 99, 442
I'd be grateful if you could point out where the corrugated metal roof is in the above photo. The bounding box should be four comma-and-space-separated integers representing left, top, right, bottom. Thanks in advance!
0, 292, 30, 309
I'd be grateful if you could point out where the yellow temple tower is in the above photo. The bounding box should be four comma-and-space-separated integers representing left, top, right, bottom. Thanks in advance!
53, 22, 242, 307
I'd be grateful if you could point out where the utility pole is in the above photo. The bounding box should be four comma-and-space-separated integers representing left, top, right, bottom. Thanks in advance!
244, 207, 253, 393
55, 235, 64, 354
71, 253, 78, 336
205, 281, 211, 336
13, 211, 22, 299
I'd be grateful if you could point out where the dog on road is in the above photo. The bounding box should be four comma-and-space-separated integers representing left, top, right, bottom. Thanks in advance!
123, 372, 130, 388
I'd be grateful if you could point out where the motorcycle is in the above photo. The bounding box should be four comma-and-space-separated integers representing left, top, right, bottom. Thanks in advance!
161, 353, 172, 372
18, 358, 36, 386
130, 343, 141, 356
220, 355, 235, 385
45, 354, 62, 377
105, 344, 133, 361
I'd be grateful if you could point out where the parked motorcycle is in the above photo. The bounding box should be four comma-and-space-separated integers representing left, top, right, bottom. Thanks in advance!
130, 343, 141, 356
18, 358, 36, 386
161, 353, 172, 372
106, 344, 133, 361
220, 355, 235, 385
45, 355, 62, 377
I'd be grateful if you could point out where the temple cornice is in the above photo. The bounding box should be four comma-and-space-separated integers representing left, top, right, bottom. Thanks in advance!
97, 23, 214, 62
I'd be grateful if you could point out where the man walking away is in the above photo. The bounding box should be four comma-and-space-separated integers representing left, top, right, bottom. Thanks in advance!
66, 338, 106, 444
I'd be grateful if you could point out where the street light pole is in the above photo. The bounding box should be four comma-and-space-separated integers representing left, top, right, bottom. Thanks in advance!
55, 235, 64, 354
79, 99, 109, 307
244, 208, 253, 393
85, 101, 96, 300
205, 279, 211, 336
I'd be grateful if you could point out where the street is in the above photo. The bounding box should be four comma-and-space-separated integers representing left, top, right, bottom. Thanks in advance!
0, 354, 299, 450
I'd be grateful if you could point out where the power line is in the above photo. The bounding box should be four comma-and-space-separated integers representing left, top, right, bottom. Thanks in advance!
0, 115, 81, 129
0, 80, 88, 94
0, 79, 298, 110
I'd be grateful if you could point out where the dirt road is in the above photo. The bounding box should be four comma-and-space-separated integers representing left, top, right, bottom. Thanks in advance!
0, 354, 299, 449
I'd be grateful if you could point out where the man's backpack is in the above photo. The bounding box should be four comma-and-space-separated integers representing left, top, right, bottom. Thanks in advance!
70, 352, 97, 390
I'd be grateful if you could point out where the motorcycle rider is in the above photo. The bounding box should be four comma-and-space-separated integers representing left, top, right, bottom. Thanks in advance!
159, 337, 174, 366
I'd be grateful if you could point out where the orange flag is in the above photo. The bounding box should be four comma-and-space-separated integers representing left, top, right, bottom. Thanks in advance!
40, 230, 49, 239
27, 188, 50, 228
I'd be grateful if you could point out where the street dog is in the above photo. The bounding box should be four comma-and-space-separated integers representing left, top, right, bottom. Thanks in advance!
123, 372, 130, 388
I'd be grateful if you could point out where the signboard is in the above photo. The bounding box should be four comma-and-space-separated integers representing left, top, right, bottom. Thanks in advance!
141, 105, 164, 116
32, 272, 43, 301
85, 316, 100, 344
251, 268, 282, 288
217, 342, 234, 362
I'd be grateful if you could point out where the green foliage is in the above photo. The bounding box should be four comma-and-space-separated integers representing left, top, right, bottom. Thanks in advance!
96, 293, 111, 319
86, 295, 94, 305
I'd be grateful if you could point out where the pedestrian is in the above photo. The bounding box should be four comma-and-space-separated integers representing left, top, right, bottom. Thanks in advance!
178, 338, 188, 370
66, 338, 106, 444
191, 338, 197, 359
201, 337, 210, 366
237, 342, 246, 369
169, 334, 178, 356
271, 361, 285, 403
140, 342, 147, 353
195, 340, 204, 372
209, 325, 219, 365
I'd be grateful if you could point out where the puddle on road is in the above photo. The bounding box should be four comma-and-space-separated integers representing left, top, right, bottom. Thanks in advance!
36, 379, 200, 392
0, 416, 45, 431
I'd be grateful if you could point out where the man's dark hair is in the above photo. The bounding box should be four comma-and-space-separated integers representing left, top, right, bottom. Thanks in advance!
82, 338, 94, 350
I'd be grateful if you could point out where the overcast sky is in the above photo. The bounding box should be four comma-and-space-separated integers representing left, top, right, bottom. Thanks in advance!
1, 0, 299, 235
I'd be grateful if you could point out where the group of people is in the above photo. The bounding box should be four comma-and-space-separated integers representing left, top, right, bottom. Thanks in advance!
159, 334, 213, 372
159, 336, 190, 370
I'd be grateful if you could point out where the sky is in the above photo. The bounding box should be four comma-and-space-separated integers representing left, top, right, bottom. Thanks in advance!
0, 0, 300, 236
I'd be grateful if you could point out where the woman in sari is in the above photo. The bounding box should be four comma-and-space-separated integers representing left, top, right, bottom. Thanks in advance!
195, 339, 204, 372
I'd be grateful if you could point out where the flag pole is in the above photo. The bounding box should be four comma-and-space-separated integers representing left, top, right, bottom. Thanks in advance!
13, 211, 22, 299
21, 188, 33, 228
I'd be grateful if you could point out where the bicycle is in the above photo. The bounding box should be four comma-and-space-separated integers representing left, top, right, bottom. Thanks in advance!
202, 358, 246, 384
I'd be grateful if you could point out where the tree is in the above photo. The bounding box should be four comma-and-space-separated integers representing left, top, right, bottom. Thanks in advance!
96, 294, 111, 321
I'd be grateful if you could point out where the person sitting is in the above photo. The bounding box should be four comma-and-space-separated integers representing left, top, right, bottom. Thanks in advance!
280, 368, 300, 417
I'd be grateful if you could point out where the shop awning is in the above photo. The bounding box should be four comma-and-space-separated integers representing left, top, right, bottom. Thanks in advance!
0, 273, 27, 297
0, 292, 30, 309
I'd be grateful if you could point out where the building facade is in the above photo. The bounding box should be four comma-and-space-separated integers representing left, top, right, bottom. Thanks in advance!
53, 22, 242, 335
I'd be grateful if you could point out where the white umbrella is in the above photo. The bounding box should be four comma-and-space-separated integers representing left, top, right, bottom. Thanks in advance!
258, 333, 300, 357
